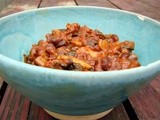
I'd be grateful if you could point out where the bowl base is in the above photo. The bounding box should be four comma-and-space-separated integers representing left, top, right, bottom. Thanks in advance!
44, 108, 113, 120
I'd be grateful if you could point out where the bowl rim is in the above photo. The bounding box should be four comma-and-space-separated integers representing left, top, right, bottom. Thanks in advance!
0, 6, 160, 76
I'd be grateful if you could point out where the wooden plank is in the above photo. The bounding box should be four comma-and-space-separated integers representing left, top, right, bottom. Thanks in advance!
0, 0, 41, 17
0, 0, 13, 11
150, 76, 160, 94
27, 103, 129, 120
109, 0, 160, 21
40, 0, 76, 7
99, 104, 129, 120
27, 103, 54, 120
0, 86, 31, 120
76, 0, 118, 8
129, 77, 160, 120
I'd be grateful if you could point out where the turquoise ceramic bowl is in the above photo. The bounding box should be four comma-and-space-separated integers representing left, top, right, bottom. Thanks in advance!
0, 6, 160, 116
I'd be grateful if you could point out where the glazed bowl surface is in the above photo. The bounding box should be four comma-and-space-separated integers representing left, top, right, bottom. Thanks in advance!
0, 6, 160, 116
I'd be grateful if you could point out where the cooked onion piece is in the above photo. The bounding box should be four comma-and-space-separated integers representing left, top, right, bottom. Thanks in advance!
25, 23, 140, 71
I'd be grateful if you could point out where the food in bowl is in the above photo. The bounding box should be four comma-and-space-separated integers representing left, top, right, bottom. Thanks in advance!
0, 6, 160, 120
25, 23, 140, 71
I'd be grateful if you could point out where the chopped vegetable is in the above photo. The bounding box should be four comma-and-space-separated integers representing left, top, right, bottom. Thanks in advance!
25, 23, 140, 71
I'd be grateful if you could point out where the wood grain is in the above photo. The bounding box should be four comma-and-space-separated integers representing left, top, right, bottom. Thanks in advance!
76, 0, 117, 8
27, 103, 54, 120
109, 0, 160, 21
0, 86, 31, 120
129, 77, 160, 120
27, 103, 129, 120
0, 0, 41, 17
150, 76, 160, 94
99, 104, 129, 120
0, 0, 13, 11
40, 0, 76, 7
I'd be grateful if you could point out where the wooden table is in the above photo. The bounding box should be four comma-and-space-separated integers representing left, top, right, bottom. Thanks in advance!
0, 0, 160, 120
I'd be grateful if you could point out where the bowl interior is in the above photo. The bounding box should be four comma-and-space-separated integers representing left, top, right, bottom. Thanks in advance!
0, 7, 160, 66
